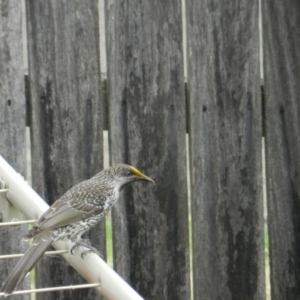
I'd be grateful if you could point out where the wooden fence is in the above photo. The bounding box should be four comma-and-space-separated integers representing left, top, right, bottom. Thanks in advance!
1, 0, 300, 299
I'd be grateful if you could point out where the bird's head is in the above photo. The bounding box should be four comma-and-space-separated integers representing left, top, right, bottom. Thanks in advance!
109, 164, 155, 190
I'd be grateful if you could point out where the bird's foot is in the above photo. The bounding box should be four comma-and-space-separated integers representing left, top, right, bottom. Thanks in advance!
70, 239, 90, 254
81, 246, 102, 259
70, 239, 102, 258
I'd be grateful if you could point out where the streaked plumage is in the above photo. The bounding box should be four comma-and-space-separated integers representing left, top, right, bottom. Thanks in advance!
1, 164, 154, 295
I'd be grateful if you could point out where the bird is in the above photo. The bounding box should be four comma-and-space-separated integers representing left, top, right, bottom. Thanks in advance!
1, 164, 155, 295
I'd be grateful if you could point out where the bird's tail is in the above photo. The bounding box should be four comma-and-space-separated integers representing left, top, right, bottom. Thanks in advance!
1, 234, 53, 295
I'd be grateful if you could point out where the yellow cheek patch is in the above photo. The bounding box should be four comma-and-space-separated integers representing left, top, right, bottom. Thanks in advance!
130, 166, 145, 178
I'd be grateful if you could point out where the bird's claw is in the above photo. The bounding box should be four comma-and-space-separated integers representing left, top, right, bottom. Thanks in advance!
70, 244, 78, 255
70, 240, 102, 258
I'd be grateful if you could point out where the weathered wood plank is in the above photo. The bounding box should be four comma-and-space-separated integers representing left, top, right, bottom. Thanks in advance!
0, 1, 29, 299
186, 0, 264, 299
26, 1, 104, 299
263, 1, 300, 299
106, 0, 190, 299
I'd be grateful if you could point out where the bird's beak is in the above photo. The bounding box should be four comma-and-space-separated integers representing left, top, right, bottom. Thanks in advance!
140, 174, 155, 184
130, 166, 155, 184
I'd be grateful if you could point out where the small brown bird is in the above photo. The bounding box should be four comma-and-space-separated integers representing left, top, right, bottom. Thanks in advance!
1, 164, 154, 295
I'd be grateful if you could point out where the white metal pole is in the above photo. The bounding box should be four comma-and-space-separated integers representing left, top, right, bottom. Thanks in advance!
0, 155, 144, 300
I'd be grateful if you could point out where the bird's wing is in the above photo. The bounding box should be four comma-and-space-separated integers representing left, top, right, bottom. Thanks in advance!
27, 200, 104, 239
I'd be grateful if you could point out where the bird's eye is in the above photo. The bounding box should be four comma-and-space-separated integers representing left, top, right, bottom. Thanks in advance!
126, 171, 132, 176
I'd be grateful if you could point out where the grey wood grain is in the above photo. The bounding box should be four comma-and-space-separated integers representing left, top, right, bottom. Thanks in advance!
186, 0, 264, 299
26, 1, 104, 299
263, 1, 300, 299
106, 0, 190, 299
0, 1, 29, 299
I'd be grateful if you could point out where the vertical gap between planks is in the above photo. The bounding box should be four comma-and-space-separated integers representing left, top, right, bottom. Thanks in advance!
186, 134, 193, 300
258, 0, 270, 298
99, 0, 113, 269
258, 0, 264, 82
22, 0, 36, 298
22, 0, 31, 185
99, 0, 108, 130
103, 131, 113, 268
262, 138, 270, 300
21, 0, 28, 75
99, 0, 107, 78
182, 0, 193, 298
181, 0, 188, 81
